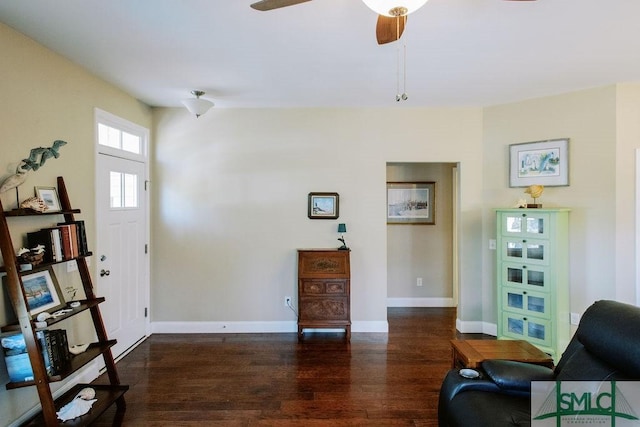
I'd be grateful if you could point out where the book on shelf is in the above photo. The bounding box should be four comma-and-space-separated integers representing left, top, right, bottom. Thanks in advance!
57, 220, 88, 256
1, 331, 53, 383
25, 222, 89, 263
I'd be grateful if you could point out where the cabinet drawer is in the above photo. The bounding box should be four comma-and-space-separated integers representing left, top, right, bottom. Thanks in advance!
501, 287, 551, 319
300, 279, 347, 296
299, 297, 349, 321
501, 312, 552, 348
298, 251, 350, 278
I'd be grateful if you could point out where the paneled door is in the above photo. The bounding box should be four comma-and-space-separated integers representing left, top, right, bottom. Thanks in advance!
96, 153, 148, 358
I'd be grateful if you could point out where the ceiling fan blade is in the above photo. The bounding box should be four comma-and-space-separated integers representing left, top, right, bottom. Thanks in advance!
376, 15, 406, 45
250, 0, 312, 11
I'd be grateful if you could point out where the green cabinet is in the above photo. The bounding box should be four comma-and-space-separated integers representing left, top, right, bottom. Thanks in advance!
496, 209, 570, 361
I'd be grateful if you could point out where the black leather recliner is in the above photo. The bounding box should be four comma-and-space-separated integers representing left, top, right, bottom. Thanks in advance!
438, 300, 640, 427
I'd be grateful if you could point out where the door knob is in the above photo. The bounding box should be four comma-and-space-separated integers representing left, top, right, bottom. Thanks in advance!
100, 269, 111, 277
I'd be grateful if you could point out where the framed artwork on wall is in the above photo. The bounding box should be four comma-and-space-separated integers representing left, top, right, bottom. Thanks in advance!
308, 192, 339, 219
387, 182, 435, 225
509, 138, 570, 187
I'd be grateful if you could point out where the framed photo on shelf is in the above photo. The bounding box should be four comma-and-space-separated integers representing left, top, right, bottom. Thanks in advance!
34, 186, 62, 212
20, 267, 65, 317
308, 192, 339, 219
387, 182, 435, 225
509, 138, 569, 187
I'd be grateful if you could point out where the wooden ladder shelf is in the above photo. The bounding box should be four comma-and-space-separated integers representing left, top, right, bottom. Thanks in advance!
0, 176, 127, 426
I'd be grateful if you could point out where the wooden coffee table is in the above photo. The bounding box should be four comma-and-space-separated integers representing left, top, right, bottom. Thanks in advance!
450, 339, 554, 369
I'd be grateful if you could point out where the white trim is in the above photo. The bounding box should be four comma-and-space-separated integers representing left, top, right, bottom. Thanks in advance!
151, 320, 389, 334
455, 318, 497, 336
387, 297, 456, 307
636, 149, 640, 307
352, 320, 389, 333
94, 108, 152, 348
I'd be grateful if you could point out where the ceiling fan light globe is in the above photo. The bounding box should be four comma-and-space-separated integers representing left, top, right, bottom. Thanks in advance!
362, 0, 428, 17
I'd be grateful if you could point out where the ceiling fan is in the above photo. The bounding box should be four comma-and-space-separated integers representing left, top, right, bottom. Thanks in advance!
250, 0, 537, 45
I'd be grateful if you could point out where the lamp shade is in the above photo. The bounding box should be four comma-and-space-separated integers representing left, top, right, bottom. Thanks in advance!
362, 0, 428, 16
337, 223, 347, 233
182, 97, 214, 117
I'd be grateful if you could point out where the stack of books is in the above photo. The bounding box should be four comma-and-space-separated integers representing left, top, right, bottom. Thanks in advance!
1, 329, 71, 383
26, 220, 88, 263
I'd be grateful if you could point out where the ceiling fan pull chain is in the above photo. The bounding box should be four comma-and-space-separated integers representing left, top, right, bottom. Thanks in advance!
396, 44, 401, 101
402, 43, 408, 101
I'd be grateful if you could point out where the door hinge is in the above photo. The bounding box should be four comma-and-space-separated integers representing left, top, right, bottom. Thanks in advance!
145, 307, 148, 318
144, 180, 150, 191
145, 244, 148, 254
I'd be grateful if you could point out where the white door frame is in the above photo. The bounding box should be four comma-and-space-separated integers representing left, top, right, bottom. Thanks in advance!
636, 149, 640, 306
94, 108, 151, 347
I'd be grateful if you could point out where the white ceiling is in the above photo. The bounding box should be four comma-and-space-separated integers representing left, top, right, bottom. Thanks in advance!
2, 0, 640, 109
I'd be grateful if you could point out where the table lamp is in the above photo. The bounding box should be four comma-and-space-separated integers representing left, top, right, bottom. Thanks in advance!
337, 223, 348, 250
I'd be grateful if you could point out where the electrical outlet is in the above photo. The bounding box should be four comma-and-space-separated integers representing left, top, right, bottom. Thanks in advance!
284, 296, 292, 307
66, 260, 78, 272
416, 277, 423, 287
570, 312, 581, 325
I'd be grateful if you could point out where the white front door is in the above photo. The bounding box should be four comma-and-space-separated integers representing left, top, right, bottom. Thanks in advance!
96, 153, 148, 358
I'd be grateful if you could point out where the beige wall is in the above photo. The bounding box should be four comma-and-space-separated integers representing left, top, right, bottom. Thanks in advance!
386, 162, 456, 302
151, 108, 484, 328
482, 85, 640, 325
0, 22, 152, 425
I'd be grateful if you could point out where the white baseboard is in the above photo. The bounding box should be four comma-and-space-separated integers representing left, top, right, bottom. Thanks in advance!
456, 318, 497, 336
151, 320, 389, 334
387, 297, 456, 307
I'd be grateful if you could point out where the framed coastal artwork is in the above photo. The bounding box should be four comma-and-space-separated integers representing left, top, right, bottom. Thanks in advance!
20, 267, 65, 317
35, 186, 62, 212
509, 138, 569, 187
387, 182, 435, 225
308, 192, 339, 219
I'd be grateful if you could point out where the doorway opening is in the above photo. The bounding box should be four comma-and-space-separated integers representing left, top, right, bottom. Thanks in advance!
386, 162, 460, 308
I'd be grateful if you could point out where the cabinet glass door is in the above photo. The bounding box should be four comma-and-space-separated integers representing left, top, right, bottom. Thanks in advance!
502, 287, 550, 319
502, 212, 549, 238
502, 312, 552, 347
502, 263, 548, 290
502, 238, 548, 265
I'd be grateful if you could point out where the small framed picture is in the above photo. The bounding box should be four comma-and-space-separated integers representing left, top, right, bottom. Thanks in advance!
18, 267, 65, 318
387, 182, 435, 225
34, 186, 62, 212
308, 192, 339, 219
509, 138, 569, 187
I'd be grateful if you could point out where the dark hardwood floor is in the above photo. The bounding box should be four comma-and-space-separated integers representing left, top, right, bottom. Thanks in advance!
92, 308, 492, 426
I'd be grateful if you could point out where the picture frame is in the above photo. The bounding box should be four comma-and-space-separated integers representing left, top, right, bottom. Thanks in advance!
509, 138, 570, 187
308, 192, 339, 219
387, 182, 435, 225
34, 186, 62, 212
19, 267, 65, 317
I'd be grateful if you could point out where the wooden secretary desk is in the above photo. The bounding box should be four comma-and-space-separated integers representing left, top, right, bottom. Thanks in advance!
297, 249, 351, 340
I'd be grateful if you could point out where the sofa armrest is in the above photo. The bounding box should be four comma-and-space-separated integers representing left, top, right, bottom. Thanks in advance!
438, 368, 501, 403
482, 360, 555, 392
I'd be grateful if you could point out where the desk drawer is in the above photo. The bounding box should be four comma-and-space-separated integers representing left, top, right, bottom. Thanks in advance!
300, 279, 348, 296
299, 297, 349, 321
